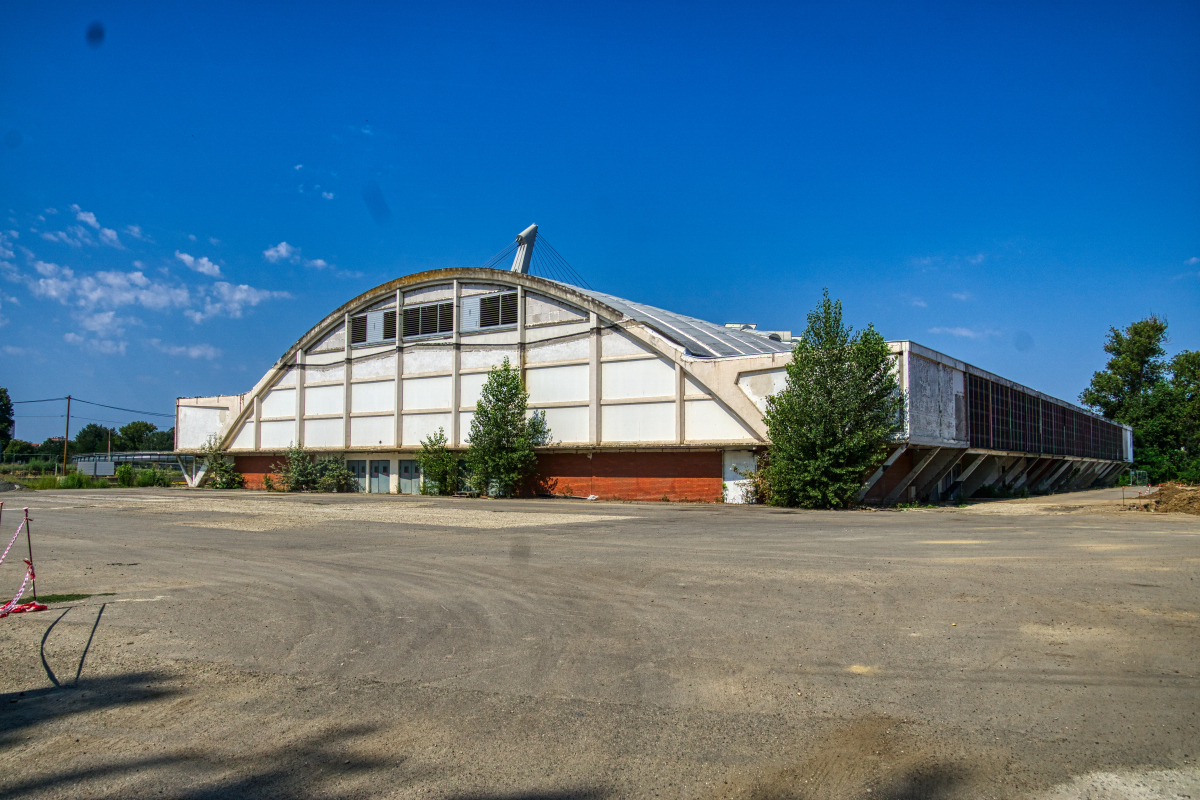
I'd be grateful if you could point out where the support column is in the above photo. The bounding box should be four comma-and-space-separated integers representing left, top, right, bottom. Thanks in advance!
1034, 459, 1072, 492
253, 395, 262, 451
858, 444, 908, 502
589, 312, 601, 445
451, 280, 462, 447
958, 455, 1000, 499
1048, 461, 1081, 493
1009, 457, 1044, 491
674, 363, 684, 444
394, 289, 403, 450
295, 351, 306, 448
883, 447, 942, 505
912, 448, 968, 502
342, 312, 352, 451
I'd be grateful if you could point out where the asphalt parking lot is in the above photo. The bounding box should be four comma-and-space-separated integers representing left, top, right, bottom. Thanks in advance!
0, 488, 1196, 799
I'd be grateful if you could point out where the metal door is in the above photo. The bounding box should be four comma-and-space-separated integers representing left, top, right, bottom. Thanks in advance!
346, 460, 367, 493
369, 460, 391, 493
398, 460, 421, 494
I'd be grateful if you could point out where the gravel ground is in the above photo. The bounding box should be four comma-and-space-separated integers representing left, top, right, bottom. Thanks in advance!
0, 488, 1196, 799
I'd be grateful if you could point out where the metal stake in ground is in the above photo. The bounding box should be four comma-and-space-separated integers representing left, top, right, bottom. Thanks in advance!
24, 507, 35, 601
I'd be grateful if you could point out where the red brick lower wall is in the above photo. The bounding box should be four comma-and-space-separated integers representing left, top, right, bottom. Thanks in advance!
233, 455, 286, 490
535, 451, 723, 502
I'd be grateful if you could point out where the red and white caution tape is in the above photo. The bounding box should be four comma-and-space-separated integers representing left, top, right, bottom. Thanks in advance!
0, 559, 45, 618
0, 513, 26, 568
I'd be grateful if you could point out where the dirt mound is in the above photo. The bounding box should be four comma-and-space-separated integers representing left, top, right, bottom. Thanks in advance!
1137, 483, 1200, 515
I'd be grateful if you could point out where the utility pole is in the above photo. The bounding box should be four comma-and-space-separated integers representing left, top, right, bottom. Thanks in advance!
61, 395, 72, 476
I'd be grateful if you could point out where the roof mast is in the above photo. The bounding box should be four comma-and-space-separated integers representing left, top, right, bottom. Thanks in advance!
509, 224, 538, 274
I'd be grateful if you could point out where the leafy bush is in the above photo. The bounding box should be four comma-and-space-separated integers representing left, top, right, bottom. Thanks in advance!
134, 467, 174, 487
268, 444, 357, 493
31, 471, 110, 490
199, 436, 245, 489
416, 428, 460, 495
115, 464, 136, 487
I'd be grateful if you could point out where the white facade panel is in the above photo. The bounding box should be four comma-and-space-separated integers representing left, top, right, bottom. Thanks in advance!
309, 323, 345, 353
229, 421, 256, 450
261, 419, 297, 449
526, 293, 586, 326
685, 399, 751, 441
403, 413, 451, 446
307, 363, 346, 383
275, 369, 297, 387
366, 310, 386, 343
351, 415, 396, 447
353, 354, 396, 380
461, 282, 505, 297
527, 364, 589, 404
908, 354, 966, 443
736, 370, 787, 413
601, 402, 675, 442
404, 348, 453, 375
600, 329, 651, 357
305, 385, 344, 416
459, 372, 488, 408
404, 284, 452, 304
541, 406, 589, 443
601, 358, 675, 400
527, 337, 589, 364
261, 388, 296, 418
403, 376, 452, 410
684, 373, 708, 396
304, 417, 344, 448
459, 410, 474, 443
176, 406, 226, 450
461, 348, 517, 370
352, 380, 395, 413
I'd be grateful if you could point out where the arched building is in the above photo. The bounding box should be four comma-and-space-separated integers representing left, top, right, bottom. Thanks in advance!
176, 225, 1131, 501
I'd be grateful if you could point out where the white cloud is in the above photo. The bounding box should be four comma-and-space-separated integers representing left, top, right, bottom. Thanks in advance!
188, 234, 197, 241
148, 338, 221, 359
70, 204, 100, 229
911, 298, 927, 308
322, 192, 334, 200
100, 228, 123, 248
41, 230, 82, 247
294, 164, 303, 170
64, 332, 126, 355
262, 240, 333, 269
175, 250, 222, 278
23, 261, 191, 311
0, 231, 14, 261
966, 253, 986, 265
1186, 257, 1199, 266
79, 310, 119, 333
209, 237, 220, 245
44, 208, 58, 215
928, 326, 1000, 339
951, 292, 972, 301
185, 282, 291, 323
2, 345, 25, 355
263, 241, 296, 263
125, 224, 146, 240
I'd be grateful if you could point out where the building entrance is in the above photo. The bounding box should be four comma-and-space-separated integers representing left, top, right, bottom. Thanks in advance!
369, 460, 391, 493
346, 460, 367, 493
398, 460, 421, 494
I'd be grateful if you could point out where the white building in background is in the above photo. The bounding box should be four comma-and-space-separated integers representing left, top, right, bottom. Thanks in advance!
176, 225, 1131, 501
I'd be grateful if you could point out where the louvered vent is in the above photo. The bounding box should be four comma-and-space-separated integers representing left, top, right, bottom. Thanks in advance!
402, 301, 454, 338
382, 310, 396, 340
350, 315, 367, 344
478, 292, 517, 328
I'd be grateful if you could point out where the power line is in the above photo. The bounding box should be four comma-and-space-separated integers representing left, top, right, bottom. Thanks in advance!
10, 396, 173, 418
12, 397, 67, 404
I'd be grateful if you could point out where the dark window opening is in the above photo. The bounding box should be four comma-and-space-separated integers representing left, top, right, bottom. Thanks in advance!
350, 315, 367, 344
403, 301, 453, 338
479, 291, 517, 328
383, 310, 396, 340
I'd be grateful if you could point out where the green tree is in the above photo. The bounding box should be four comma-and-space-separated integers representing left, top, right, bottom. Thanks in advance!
762, 290, 904, 508
74, 423, 115, 455
37, 437, 72, 458
1081, 317, 1200, 483
4, 439, 36, 456
1080, 316, 1169, 420
0, 388, 14, 452
117, 420, 159, 451
198, 436, 245, 490
415, 427, 460, 495
144, 427, 175, 451
466, 357, 551, 497
267, 443, 356, 492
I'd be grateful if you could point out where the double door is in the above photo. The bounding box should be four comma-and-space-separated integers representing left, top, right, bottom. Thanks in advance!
346, 460, 367, 493
369, 460, 391, 494
398, 460, 421, 494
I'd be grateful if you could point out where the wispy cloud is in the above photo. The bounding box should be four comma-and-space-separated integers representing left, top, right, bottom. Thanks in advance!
322, 192, 334, 200
911, 298, 927, 308
175, 250, 222, 278
69, 204, 100, 230
64, 332, 127, 355
147, 338, 221, 359
23, 260, 190, 312
966, 253, 985, 265
40, 226, 97, 248
125, 224, 146, 240
263, 240, 332, 269
928, 326, 1000, 339
184, 282, 291, 323
951, 292, 972, 301
1187, 257, 1199, 266
99, 228, 123, 248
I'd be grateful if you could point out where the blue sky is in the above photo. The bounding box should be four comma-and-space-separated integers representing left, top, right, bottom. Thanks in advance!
2, 1, 1197, 443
